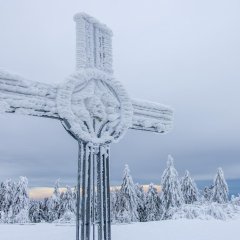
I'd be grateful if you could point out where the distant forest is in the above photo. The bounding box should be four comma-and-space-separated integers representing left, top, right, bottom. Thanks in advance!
0, 155, 240, 224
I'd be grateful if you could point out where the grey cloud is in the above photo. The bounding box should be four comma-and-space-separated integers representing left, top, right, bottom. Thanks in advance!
0, 0, 240, 187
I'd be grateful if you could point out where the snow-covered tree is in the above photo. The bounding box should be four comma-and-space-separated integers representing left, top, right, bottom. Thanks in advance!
211, 168, 229, 203
39, 198, 50, 222
57, 186, 75, 223
47, 179, 61, 222
181, 170, 199, 204
29, 200, 42, 223
203, 185, 214, 201
6, 206, 13, 223
0, 210, 4, 223
160, 155, 183, 219
135, 183, 146, 222
231, 194, 240, 207
145, 183, 160, 221
12, 177, 29, 223
0, 179, 15, 221
115, 165, 139, 223
110, 188, 118, 222
12, 177, 29, 214
59, 186, 75, 218
14, 208, 30, 224
72, 186, 77, 214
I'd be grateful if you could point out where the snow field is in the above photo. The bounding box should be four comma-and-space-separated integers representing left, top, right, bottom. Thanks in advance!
1, 219, 240, 240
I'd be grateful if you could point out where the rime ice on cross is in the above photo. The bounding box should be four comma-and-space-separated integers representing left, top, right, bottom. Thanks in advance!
0, 13, 173, 240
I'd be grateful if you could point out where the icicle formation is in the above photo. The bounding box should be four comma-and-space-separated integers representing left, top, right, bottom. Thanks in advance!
211, 168, 229, 203
181, 170, 199, 204
160, 155, 183, 218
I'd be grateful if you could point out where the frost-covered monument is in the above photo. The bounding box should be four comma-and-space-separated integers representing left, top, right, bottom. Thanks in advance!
0, 13, 173, 240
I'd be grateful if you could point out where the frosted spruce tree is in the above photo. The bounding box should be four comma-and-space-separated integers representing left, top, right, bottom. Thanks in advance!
160, 155, 183, 219
203, 185, 214, 201
47, 179, 61, 222
58, 186, 75, 222
145, 183, 160, 221
72, 186, 77, 214
115, 165, 139, 223
12, 177, 29, 223
29, 200, 42, 223
39, 198, 50, 222
0, 179, 15, 223
110, 188, 118, 222
181, 170, 199, 204
135, 183, 146, 222
211, 168, 229, 203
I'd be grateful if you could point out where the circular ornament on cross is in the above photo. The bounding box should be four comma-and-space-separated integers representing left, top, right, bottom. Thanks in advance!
57, 69, 133, 145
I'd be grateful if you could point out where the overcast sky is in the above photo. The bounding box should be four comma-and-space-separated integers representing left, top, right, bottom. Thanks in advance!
0, 0, 240, 187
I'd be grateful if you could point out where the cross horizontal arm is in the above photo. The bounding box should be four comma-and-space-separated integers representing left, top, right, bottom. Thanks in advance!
131, 98, 173, 134
0, 70, 59, 119
0, 70, 173, 134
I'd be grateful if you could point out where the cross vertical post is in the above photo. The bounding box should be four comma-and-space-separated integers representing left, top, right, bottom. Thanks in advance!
73, 13, 116, 240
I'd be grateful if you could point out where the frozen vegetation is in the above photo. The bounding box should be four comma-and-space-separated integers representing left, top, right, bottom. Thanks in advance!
0, 156, 240, 224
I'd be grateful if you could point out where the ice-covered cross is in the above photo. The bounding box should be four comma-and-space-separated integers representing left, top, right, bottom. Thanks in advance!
0, 13, 173, 240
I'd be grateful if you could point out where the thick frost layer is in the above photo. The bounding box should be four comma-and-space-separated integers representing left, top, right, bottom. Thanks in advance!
57, 69, 133, 144
132, 98, 173, 134
0, 69, 173, 138
0, 11, 173, 145
0, 70, 58, 118
74, 13, 113, 73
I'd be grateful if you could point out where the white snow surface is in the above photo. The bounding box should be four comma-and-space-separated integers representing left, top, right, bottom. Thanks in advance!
0, 219, 240, 240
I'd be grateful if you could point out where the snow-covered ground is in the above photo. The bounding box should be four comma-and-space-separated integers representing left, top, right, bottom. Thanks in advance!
1, 219, 240, 240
